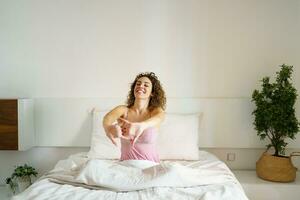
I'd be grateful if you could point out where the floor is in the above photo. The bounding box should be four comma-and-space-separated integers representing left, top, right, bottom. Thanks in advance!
233, 170, 300, 200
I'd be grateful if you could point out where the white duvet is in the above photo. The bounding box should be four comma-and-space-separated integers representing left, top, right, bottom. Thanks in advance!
12, 152, 249, 200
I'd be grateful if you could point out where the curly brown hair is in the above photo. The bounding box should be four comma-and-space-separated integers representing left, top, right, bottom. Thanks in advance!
126, 72, 166, 110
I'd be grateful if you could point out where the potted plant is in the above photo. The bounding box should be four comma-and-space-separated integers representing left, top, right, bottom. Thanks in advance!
252, 64, 300, 182
5, 164, 38, 194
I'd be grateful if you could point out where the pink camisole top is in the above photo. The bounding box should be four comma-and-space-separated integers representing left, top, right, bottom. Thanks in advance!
120, 127, 160, 163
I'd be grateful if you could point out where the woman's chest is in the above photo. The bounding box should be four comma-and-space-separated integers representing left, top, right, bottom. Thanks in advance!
123, 110, 151, 122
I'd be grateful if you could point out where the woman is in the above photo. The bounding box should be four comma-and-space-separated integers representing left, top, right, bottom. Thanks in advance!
103, 72, 166, 163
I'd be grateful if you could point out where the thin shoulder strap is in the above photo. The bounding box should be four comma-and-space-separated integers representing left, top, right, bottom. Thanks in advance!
124, 107, 129, 119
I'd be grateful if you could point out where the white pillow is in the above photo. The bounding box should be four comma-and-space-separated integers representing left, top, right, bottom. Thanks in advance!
88, 109, 201, 161
157, 113, 201, 160
87, 110, 121, 159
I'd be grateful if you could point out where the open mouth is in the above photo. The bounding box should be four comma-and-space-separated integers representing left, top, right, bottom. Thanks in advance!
135, 88, 146, 94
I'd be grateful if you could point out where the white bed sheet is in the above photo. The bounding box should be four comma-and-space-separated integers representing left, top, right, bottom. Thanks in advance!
12, 151, 249, 200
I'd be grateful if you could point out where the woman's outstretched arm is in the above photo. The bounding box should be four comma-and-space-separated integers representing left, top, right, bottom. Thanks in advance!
118, 107, 165, 144
103, 105, 127, 145
143, 107, 165, 129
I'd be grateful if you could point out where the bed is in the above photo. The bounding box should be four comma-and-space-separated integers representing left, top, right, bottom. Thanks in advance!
12, 110, 249, 200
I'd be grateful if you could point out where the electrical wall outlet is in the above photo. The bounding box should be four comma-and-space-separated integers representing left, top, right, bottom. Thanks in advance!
227, 153, 236, 161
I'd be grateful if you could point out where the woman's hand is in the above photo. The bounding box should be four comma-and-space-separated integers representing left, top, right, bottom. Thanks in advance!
117, 118, 147, 145
105, 124, 129, 146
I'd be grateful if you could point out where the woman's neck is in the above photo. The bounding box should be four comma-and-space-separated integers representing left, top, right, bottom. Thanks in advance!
132, 99, 150, 114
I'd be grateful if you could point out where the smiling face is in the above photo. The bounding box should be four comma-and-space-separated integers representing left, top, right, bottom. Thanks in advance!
134, 76, 153, 99
126, 72, 166, 110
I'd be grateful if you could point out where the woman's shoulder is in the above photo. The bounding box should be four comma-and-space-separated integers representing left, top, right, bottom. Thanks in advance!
150, 107, 164, 115
113, 105, 128, 113
112, 105, 128, 112
106, 105, 128, 118
113, 105, 128, 109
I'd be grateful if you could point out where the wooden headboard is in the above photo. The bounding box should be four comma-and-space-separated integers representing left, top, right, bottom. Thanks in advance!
0, 99, 35, 150
0, 100, 18, 150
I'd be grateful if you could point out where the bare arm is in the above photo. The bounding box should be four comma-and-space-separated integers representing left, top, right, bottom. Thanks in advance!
142, 107, 165, 129
118, 107, 165, 145
103, 105, 127, 145
103, 105, 127, 129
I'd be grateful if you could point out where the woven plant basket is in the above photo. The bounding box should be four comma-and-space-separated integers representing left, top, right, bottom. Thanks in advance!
256, 151, 300, 182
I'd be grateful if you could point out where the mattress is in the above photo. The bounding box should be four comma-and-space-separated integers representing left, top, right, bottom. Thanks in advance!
12, 151, 249, 200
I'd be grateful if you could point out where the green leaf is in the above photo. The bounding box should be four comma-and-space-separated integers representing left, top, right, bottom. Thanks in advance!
252, 64, 299, 156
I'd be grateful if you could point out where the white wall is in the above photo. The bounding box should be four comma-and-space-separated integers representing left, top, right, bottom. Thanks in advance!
1, 0, 299, 98
1, 0, 300, 185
